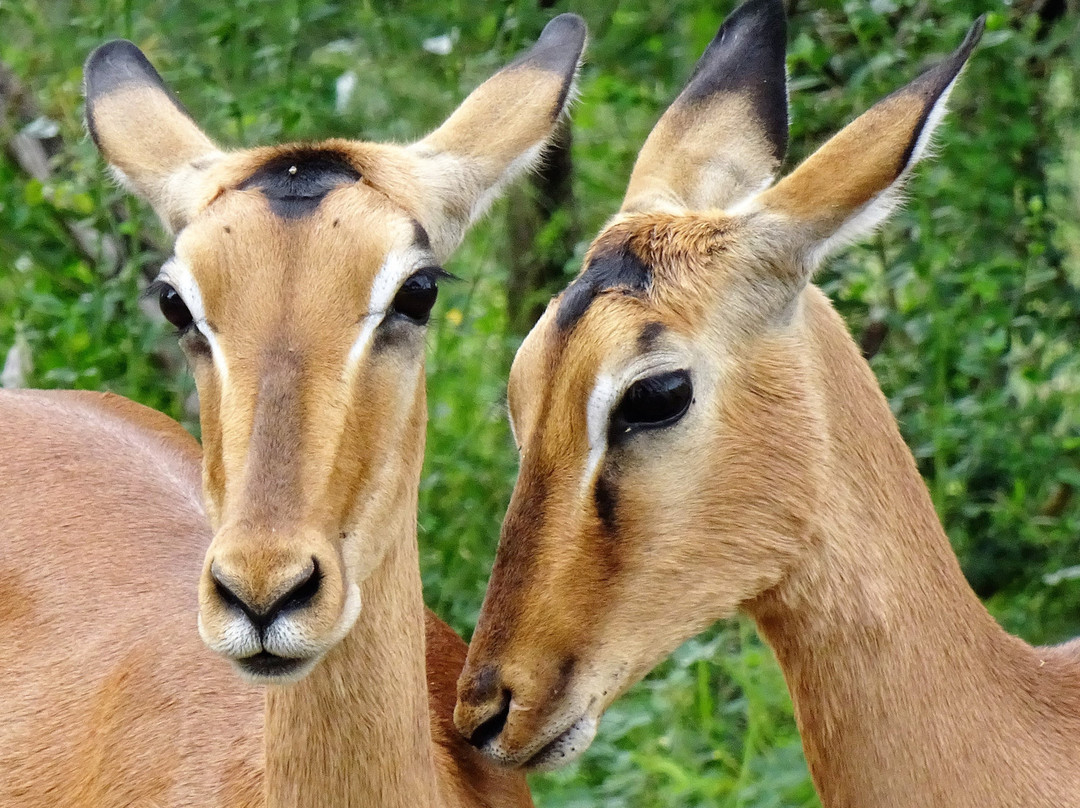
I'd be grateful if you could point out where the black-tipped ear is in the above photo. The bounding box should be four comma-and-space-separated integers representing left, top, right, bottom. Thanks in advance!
507, 13, 587, 120
408, 14, 587, 259
887, 14, 985, 172
84, 40, 195, 148
683, 0, 789, 163
621, 0, 789, 213
84, 40, 220, 232
754, 15, 985, 269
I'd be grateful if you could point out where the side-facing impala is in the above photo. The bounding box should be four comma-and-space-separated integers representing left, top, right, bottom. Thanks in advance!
0, 14, 585, 808
455, 2, 1080, 805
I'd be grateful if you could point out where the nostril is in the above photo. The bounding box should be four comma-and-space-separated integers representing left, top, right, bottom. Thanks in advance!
467, 689, 511, 749
210, 561, 257, 622
208, 557, 321, 631
276, 556, 321, 614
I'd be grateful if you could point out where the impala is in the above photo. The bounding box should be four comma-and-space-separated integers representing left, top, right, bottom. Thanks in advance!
455, 2, 1080, 805
0, 15, 584, 807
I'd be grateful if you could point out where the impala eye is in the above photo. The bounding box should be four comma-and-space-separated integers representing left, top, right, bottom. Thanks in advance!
612, 370, 693, 432
391, 269, 440, 324
158, 283, 194, 331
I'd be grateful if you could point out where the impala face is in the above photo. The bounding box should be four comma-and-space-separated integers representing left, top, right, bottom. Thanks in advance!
459, 213, 824, 767
84, 16, 586, 682
456, 0, 984, 769
164, 156, 439, 682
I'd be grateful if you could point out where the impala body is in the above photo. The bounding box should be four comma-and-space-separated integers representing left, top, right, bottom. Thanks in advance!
0, 14, 585, 808
456, 2, 1080, 805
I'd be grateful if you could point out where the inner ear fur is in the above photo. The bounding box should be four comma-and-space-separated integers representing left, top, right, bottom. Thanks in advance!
409, 13, 587, 259
85, 40, 221, 232
621, 0, 789, 215
754, 16, 985, 264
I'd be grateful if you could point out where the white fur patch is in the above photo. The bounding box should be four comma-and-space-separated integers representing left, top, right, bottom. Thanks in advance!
197, 609, 261, 659
262, 580, 363, 658
407, 138, 549, 258
908, 74, 959, 167
581, 373, 617, 497
526, 715, 599, 772
729, 71, 963, 269
199, 579, 363, 684
473, 141, 546, 224
726, 176, 773, 216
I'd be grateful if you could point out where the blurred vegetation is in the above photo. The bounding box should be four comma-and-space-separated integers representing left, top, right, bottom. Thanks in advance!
1, 1, 1078, 806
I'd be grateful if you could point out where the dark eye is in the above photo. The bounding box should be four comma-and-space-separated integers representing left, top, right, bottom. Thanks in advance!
391, 270, 439, 324
612, 370, 693, 432
158, 283, 193, 331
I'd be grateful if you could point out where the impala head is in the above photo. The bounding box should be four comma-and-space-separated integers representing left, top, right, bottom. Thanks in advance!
84, 15, 586, 683
456, 0, 985, 769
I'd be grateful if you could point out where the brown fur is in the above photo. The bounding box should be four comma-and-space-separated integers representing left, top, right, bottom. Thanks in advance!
0, 390, 263, 808
457, 15, 1080, 806
0, 390, 531, 807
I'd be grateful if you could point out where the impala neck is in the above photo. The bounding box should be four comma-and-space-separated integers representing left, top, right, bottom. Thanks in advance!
746, 287, 1080, 808
263, 453, 441, 807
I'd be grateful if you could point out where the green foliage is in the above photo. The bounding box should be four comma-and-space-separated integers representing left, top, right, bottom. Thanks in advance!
1, 2, 1077, 806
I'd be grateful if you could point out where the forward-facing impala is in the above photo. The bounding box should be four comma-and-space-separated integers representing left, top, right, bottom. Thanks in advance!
0, 15, 584, 807
455, 2, 1080, 805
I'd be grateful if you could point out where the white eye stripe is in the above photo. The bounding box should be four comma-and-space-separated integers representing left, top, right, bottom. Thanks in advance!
579, 353, 690, 498
507, 403, 520, 449
344, 247, 434, 377
580, 373, 617, 498
157, 257, 229, 385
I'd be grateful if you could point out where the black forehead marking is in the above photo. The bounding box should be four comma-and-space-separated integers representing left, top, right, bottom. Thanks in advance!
238, 149, 361, 220
555, 243, 651, 332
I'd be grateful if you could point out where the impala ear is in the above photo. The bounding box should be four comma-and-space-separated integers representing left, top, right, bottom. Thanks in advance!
85, 40, 222, 233
749, 16, 985, 270
621, 0, 788, 214
409, 13, 586, 260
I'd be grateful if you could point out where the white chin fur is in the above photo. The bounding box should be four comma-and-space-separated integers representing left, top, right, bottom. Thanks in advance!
525, 715, 599, 772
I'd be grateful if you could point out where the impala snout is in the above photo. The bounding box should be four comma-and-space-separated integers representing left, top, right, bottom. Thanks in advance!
198, 527, 361, 682
455, 658, 602, 771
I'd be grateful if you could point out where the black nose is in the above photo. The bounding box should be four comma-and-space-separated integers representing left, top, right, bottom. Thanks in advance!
466, 688, 511, 749
210, 557, 322, 632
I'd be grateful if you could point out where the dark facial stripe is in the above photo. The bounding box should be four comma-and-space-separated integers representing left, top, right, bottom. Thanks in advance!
594, 473, 618, 534
242, 343, 305, 525
411, 219, 432, 253
589, 468, 624, 582
555, 243, 651, 332
238, 150, 361, 220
